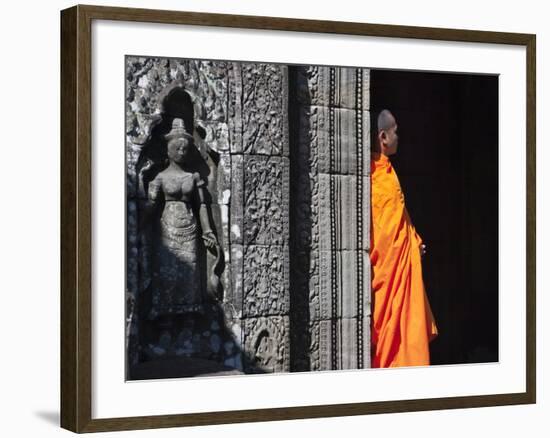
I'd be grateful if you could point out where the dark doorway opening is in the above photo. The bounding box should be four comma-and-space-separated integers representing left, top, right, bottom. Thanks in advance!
370, 69, 499, 365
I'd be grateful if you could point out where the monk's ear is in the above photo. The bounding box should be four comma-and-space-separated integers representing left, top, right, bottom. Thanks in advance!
378, 129, 387, 146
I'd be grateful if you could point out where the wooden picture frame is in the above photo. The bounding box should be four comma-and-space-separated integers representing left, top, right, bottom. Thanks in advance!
60, 4, 536, 433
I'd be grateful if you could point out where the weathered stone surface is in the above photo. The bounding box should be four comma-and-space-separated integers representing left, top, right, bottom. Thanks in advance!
361, 313, 372, 368
125, 57, 229, 146
308, 320, 321, 371
315, 174, 372, 251
290, 250, 320, 321
215, 153, 232, 205
228, 62, 243, 154
243, 316, 290, 373
296, 66, 370, 110
243, 244, 289, 317
315, 317, 365, 371
241, 63, 288, 156
126, 200, 139, 297
136, 303, 242, 366
227, 318, 244, 349
209, 203, 232, 300
125, 57, 239, 377
125, 58, 230, 204
299, 106, 370, 175
127, 55, 371, 377
291, 65, 371, 372
316, 250, 371, 320
126, 142, 142, 198
126, 200, 140, 367
202, 121, 230, 152
229, 244, 244, 318
230, 154, 244, 244
318, 319, 333, 371
338, 318, 359, 370
290, 318, 324, 372
243, 156, 289, 245
293, 113, 321, 251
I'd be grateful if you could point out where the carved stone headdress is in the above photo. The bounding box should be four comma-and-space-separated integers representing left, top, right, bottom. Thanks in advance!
164, 118, 194, 143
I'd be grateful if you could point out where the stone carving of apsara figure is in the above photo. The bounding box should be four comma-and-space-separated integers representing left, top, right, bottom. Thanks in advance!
147, 118, 218, 318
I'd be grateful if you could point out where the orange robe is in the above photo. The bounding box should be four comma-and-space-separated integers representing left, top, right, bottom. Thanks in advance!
370, 152, 438, 368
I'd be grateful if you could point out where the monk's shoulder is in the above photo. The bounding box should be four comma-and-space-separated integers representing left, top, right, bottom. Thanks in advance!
372, 167, 403, 201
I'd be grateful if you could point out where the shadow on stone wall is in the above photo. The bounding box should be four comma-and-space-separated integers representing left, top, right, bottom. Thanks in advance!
288, 66, 313, 372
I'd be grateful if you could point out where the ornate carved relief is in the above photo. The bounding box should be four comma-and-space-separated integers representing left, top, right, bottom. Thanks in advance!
125, 57, 229, 154
228, 62, 291, 372
318, 319, 332, 371
296, 106, 371, 176
241, 63, 288, 156
243, 245, 289, 317
125, 58, 242, 378
230, 154, 244, 244
290, 251, 320, 321
338, 318, 359, 370
243, 156, 289, 245
308, 320, 321, 371
228, 244, 244, 318
295, 106, 321, 251
126, 56, 369, 377
243, 316, 290, 373
317, 174, 371, 250
296, 66, 370, 111
292, 65, 371, 371
228, 62, 243, 154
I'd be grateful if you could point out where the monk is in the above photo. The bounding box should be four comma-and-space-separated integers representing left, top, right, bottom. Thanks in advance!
370, 109, 438, 368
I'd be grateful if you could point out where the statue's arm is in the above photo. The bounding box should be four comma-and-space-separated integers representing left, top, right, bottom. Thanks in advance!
139, 175, 162, 231
194, 174, 217, 250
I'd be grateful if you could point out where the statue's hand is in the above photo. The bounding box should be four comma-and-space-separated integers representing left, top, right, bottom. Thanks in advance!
139, 160, 154, 183
202, 231, 218, 250
141, 159, 153, 172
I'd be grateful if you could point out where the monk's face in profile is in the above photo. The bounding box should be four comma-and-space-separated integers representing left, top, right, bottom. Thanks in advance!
380, 115, 399, 156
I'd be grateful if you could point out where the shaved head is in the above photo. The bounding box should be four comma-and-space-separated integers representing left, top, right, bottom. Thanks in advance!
373, 109, 399, 155
377, 109, 396, 133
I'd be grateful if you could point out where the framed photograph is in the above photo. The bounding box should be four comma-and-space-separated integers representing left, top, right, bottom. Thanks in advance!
60, 4, 536, 433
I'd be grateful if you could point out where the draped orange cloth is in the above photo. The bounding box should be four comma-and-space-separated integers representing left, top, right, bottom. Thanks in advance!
370, 152, 438, 368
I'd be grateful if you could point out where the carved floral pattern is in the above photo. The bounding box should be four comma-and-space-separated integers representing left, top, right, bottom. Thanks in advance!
241, 63, 286, 155
243, 245, 289, 317
244, 156, 287, 245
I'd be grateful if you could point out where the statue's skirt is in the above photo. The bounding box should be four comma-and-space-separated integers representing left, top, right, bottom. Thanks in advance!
150, 201, 202, 317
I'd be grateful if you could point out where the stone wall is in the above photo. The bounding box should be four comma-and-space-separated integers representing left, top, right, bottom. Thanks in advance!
290, 66, 371, 371
227, 62, 291, 373
125, 56, 370, 378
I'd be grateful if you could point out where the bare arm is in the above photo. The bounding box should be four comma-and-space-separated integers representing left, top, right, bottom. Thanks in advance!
138, 175, 162, 231
195, 178, 217, 250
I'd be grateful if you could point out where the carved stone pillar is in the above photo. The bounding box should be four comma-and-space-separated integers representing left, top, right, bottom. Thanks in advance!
290, 66, 371, 371
228, 63, 291, 372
